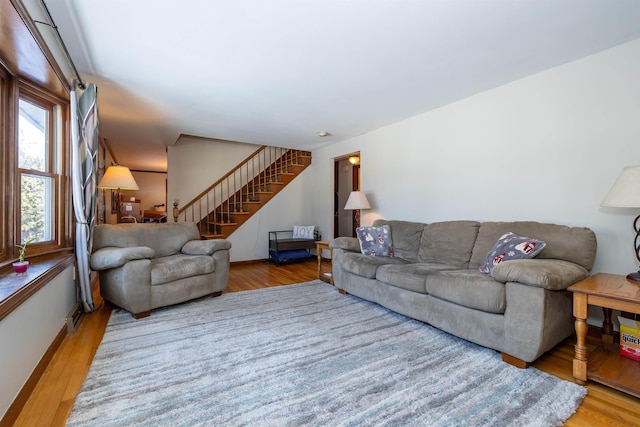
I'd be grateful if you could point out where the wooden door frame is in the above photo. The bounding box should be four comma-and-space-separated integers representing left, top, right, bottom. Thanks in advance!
333, 162, 339, 238
351, 164, 360, 236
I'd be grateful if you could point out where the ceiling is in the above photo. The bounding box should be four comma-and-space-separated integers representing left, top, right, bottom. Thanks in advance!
38, 0, 640, 172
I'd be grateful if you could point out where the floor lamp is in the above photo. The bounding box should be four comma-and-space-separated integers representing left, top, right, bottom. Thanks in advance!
97, 165, 139, 219
344, 191, 371, 231
601, 165, 640, 281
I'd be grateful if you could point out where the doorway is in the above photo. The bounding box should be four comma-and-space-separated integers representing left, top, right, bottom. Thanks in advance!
333, 153, 360, 238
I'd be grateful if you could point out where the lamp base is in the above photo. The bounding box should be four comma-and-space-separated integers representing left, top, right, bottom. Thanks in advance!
626, 271, 640, 282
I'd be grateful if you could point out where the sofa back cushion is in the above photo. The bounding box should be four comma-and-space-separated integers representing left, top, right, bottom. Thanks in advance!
469, 221, 597, 271
372, 219, 426, 262
93, 222, 201, 259
417, 221, 480, 268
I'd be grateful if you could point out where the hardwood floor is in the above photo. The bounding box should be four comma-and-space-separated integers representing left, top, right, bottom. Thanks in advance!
10, 259, 640, 426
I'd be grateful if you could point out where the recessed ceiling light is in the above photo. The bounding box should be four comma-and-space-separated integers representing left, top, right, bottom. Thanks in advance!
318, 131, 330, 137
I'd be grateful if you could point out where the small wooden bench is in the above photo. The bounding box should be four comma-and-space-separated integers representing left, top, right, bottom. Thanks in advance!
268, 230, 317, 265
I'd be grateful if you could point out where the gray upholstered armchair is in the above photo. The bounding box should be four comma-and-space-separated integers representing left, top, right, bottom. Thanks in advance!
90, 222, 231, 318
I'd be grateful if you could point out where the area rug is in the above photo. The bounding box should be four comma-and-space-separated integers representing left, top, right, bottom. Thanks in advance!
67, 281, 586, 427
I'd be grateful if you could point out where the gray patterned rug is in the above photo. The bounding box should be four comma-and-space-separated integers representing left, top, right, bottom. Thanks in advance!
67, 281, 586, 426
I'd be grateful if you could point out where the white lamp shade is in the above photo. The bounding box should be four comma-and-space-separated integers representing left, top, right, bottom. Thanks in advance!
97, 165, 139, 190
344, 191, 371, 210
601, 165, 640, 208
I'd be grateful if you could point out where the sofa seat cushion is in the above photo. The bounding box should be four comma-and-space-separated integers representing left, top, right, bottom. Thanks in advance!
340, 252, 407, 279
425, 270, 506, 314
151, 254, 215, 285
376, 263, 462, 294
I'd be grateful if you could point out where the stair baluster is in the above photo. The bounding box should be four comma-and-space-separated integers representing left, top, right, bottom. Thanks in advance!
175, 146, 311, 239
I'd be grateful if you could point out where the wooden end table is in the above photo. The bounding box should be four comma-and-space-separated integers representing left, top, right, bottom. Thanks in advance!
568, 273, 640, 398
315, 241, 332, 284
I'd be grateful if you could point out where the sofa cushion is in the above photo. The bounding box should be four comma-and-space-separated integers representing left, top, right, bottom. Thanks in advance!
372, 220, 426, 262
479, 232, 546, 274
340, 252, 407, 279
293, 225, 315, 239
356, 225, 393, 256
150, 254, 215, 285
425, 270, 506, 314
469, 221, 597, 271
376, 263, 461, 294
418, 221, 480, 268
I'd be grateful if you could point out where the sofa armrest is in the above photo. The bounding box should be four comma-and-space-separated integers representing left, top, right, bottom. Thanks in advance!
90, 246, 155, 270
330, 237, 360, 253
182, 239, 232, 255
491, 258, 589, 291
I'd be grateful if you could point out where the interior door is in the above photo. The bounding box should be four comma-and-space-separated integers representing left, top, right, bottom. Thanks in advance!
333, 156, 359, 238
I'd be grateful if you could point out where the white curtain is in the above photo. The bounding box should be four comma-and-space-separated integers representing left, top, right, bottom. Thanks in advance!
70, 82, 99, 312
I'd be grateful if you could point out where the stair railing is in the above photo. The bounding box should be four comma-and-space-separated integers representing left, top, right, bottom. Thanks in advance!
174, 145, 307, 237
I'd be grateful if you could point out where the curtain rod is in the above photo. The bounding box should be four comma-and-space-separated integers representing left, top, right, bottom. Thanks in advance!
34, 0, 86, 90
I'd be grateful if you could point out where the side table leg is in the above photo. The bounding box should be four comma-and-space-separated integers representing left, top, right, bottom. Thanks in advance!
316, 244, 322, 280
602, 307, 614, 344
573, 293, 588, 384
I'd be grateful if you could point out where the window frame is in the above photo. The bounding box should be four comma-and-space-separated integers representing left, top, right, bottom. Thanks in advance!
0, 64, 12, 265
5, 80, 72, 262
17, 88, 60, 249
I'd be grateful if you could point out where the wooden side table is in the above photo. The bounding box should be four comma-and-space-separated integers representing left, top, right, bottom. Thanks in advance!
568, 273, 640, 398
315, 241, 332, 284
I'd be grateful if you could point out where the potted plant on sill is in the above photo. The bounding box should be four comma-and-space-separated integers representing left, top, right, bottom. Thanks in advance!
13, 237, 35, 275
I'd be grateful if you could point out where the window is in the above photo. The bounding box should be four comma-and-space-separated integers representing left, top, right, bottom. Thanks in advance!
18, 96, 60, 246
0, 1, 74, 319
18, 99, 58, 244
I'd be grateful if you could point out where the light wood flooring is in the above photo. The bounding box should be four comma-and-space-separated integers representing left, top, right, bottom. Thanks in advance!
9, 260, 640, 426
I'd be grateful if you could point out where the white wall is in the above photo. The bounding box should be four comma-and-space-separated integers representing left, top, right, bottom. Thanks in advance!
225, 170, 315, 261
167, 136, 260, 210
0, 266, 75, 420
121, 171, 167, 213
309, 38, 640, 278
166, 39, 640, 277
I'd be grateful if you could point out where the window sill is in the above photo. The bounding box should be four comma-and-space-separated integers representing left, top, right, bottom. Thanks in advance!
0, 250, 75, 321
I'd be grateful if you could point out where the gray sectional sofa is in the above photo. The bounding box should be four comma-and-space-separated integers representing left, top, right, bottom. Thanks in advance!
330, 219, 597, 366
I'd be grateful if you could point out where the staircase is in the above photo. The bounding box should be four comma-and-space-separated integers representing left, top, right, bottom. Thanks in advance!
174, 146, 312, 239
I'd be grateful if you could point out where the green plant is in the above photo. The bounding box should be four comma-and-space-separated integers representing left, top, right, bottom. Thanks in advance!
15, 237, 36, 263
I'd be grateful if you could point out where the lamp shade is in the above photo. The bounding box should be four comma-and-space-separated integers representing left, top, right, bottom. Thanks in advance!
344, 191, 371, 210
97, 165, 139, 190
601, 165, 640, 208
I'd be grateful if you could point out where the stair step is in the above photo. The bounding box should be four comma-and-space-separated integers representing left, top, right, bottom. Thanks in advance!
189, 147, 311, 239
